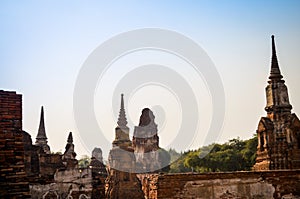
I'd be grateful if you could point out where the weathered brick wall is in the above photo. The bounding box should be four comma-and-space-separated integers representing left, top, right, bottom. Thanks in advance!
140, 170, 300, 199
39, 153, 64, 182
23, 131, 40, 178
0, 90, 30, 198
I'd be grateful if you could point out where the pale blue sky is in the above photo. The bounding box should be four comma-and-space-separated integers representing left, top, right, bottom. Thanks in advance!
1, 1, 300, 159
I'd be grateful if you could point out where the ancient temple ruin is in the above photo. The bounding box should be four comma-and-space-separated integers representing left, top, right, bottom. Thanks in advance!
106, 94, 144, 199
253, 35, 300, 170
1, 35, 300, 199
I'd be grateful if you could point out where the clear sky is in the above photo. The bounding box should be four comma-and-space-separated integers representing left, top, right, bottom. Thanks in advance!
1, 1, 300, 160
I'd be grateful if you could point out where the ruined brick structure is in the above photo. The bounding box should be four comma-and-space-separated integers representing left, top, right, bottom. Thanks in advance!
133, 108, 161, 172
28, 126, 108, 198
106, 94, 144, 199
0, 95, 107, 198
253, 36, 300, 170
0, 90, 30, 198
31, 144, 108, 199
139, 170, 300, 199
24, 107, 64, 183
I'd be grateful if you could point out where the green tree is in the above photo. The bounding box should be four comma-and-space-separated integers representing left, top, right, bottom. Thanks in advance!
169, 151, 192, 173
168, 135, 258, 173
241, 135, 257, 170
78, 155, 91, 168
184, 150, 201, 172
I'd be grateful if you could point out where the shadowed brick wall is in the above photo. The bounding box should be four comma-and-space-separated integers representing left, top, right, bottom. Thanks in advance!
0, 90, 30, 198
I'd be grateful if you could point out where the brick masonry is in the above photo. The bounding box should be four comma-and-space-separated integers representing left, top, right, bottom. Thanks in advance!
139, 170, 300, 199
0, 90, 30, 198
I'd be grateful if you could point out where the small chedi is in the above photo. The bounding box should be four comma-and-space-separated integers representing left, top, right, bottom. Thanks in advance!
35, 106, 50, 154
62, 132, 78, 169
91, 147, 103, 163
90, 147, 107, 177
253, 36, 300, 170
90, 148, 107, 198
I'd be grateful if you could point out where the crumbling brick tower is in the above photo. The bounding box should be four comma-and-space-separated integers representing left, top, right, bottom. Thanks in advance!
132, 108, 161, 172
253, 36, 300, 170
0, 90, 30, 198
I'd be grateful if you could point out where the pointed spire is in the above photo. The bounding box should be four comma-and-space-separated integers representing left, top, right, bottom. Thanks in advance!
67, 132, 73, 143
265, 35, 292, 114
117, 94, 128, 127
269, 35, 283, 80
35, 106, 50, 154
36, 106, 47, 140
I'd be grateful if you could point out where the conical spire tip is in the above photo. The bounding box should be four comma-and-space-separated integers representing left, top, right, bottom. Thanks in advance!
268, 34, 283, 80
67, 132, 73, 143
117, 93, 128, 127
36, 105, 47, 141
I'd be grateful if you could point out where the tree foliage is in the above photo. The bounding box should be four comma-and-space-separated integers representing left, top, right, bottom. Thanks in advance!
78, 155, 91, 168
169, 136, 257, 173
